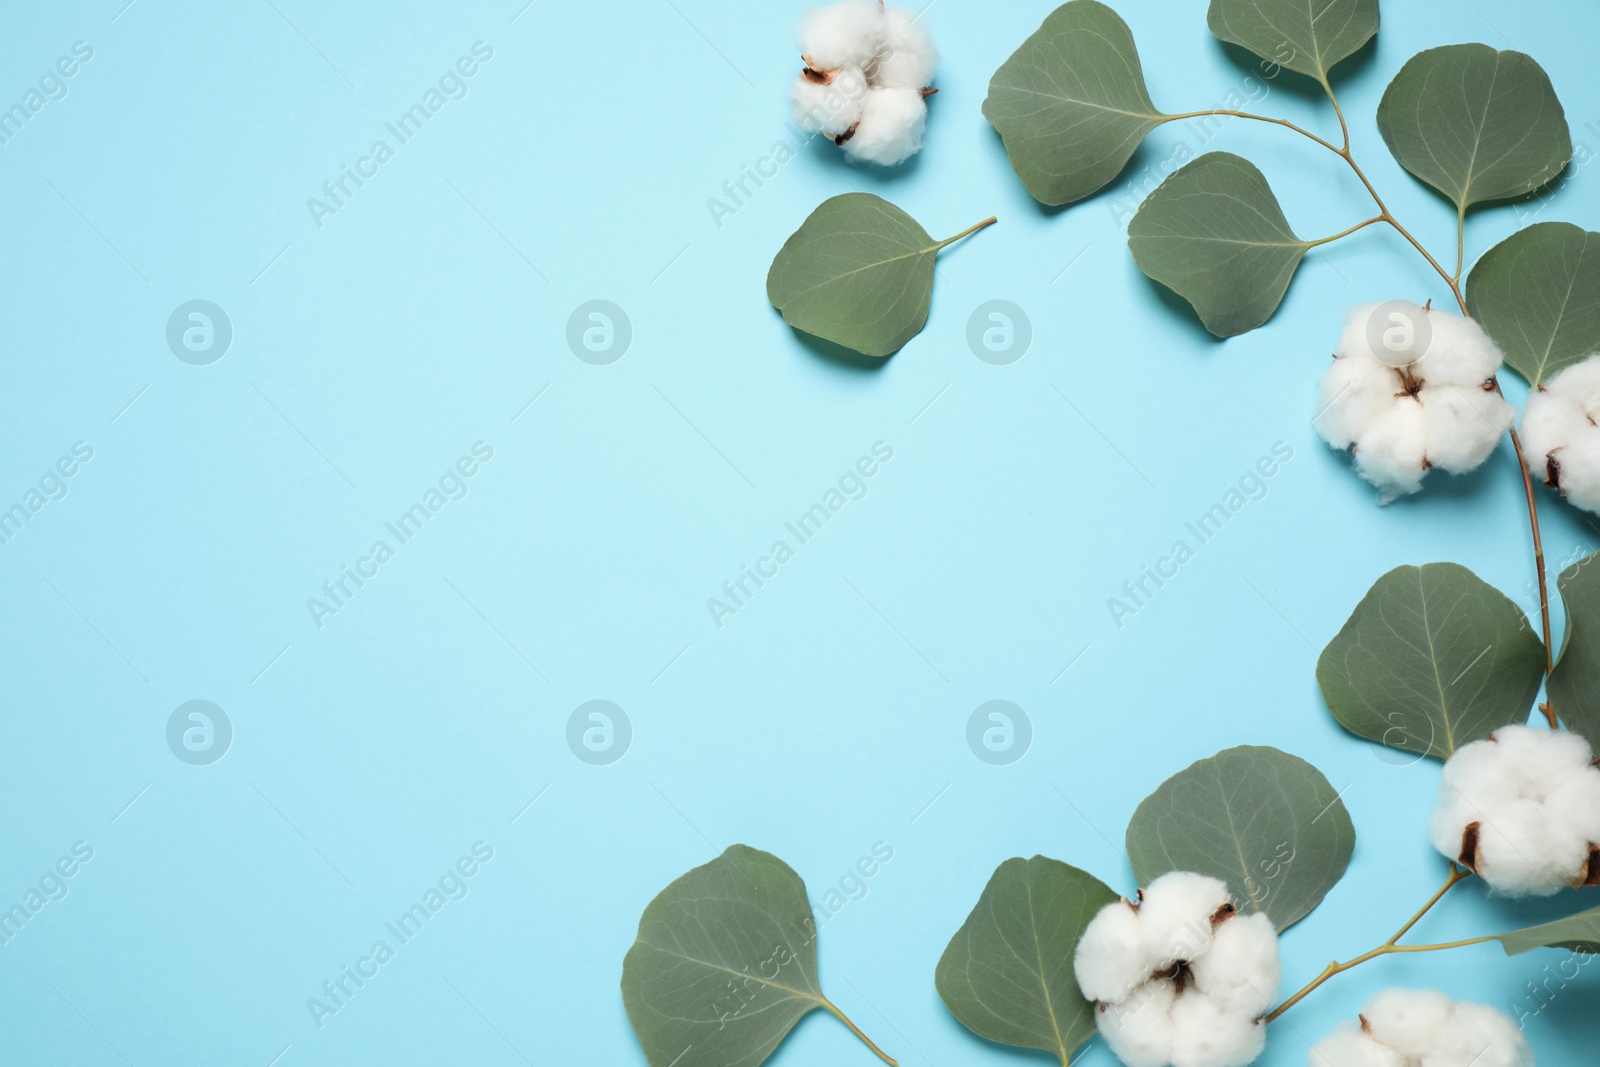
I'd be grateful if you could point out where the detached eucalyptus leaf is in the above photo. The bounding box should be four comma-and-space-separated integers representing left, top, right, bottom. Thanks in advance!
936, 856, 1116, 1065
1207, 0, 1378, 82
1317, 563, 1545, 761
1494, 905, 1600, 955
622, 845, 895, 1067
1468, 222, 1600, 386
1548, 553, 1600, 750
1128, 152, 1309, 338
1377, 44, 1571, 211
1126, 745, 1354, 930
983, 0, 1169, 207
766, 193, 994, 358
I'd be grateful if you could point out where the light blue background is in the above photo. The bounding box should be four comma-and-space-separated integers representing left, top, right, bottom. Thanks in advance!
2, 0, 1597, 1064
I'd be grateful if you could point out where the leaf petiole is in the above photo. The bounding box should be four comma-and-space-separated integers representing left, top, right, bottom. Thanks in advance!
934, 216, 998, 251
820, 998, 898, 1066
1307, 216, 1386, 248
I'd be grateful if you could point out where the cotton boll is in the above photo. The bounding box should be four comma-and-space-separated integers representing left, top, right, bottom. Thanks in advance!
790, 65, 869, 137
1075, 899, 1150, 1004
1138, 872, 1232, 968
1169, 993, 1265, 1067
1363, 988, 1453, 1057
1307, 1027, 1405, 1067
1519, 387, 1582, 479
1339, 302, 1424, 368
840, 88, 926, 166
1420, 1002, 1532, 1067
1098, 980, 1177, 1067
1416, 309, 1504, 387
1353, 400, 1428, 502
1315, 354, 1402, 450
872, 7, 938, 89
1431, 725, 1600, 893
1420, 384, 1513, 473
1553, 434, 1600, 512
1189, 912, 1280, 1017
797, 0, 886, 72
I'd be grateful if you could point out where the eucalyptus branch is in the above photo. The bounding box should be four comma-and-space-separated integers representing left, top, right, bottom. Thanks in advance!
1266, 865, 1479, 1023
1174, 89, 1558, 683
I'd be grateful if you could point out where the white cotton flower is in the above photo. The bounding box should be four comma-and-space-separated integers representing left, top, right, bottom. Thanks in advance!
1076, 899, 1148, 1003
1137, 872, 1233, 969
1314, 302, 1516, 501
1189, 913, 1280, 1017
1102, 980, 1180, 1067
1170, 993, 1266, 1067
1428, 724, 1600, 896
1074, 872, 1277, 1067
840, 87, 926, 166
790, 64, 869, 137
873, 7, 938, 90
1308, 1028, 1404, 1067
793, 1, 937, 166
1520, 353, 1600, 513
1310, 990, 1531, 1067
797, 0, 885, 72
1362, 988, 1454, 1058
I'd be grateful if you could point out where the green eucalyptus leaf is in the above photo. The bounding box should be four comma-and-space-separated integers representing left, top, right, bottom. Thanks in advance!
1494, 905, 1600, 955
983, 0, 1169, 207
766, 193, 993, 358
936, 856, 1116, 1065
1127, 152, 1309, 338
1548, 553, 1600, 750
1125, 745, 1354, 930
1206, 0, 1378, 82
1377, 44, 1572, 211
1468, 222, 1600, 386
622, 845, 890, 1067
1317, 563, 1545, 761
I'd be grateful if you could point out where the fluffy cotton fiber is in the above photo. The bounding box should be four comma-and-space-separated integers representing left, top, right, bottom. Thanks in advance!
1519, 353, 1600, 514
789, 1, 939, 166
1314, 302, 1517, 502
1074, 872, 1279, 1067
1308, 989, 1532, 1067
1429, 723, 1600, 896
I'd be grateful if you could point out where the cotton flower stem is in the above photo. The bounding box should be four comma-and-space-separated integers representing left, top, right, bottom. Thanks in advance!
934, 216, 997, 251
1510, 425, 1558, 693
1265, 865, 1480, 1023
821, 998, 898, 1065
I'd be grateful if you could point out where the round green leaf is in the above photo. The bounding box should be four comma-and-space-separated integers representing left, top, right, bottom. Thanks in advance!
1126, 745, 1355, 930
1207, 0, 1378, 82
936, 856, 1117, 1065
1548, 552, 1600, 751
1128, 152, 1309, 338
622, 845, 883, 1067
766, 193, 992, 358
1494, 905, 1600, 955
1468, 221, 1600, 386
1317, 563, 1546, 761
1377, 44, 1572, 211
983, 0, 1168, 207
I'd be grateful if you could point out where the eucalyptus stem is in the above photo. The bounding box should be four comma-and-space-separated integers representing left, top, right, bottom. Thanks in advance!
935, 216, 998, 250
1174, 89, 1558, 691
1308, 216, 1385, 247
1266, 865, 1479, 1023
822, 999, 899, 1066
